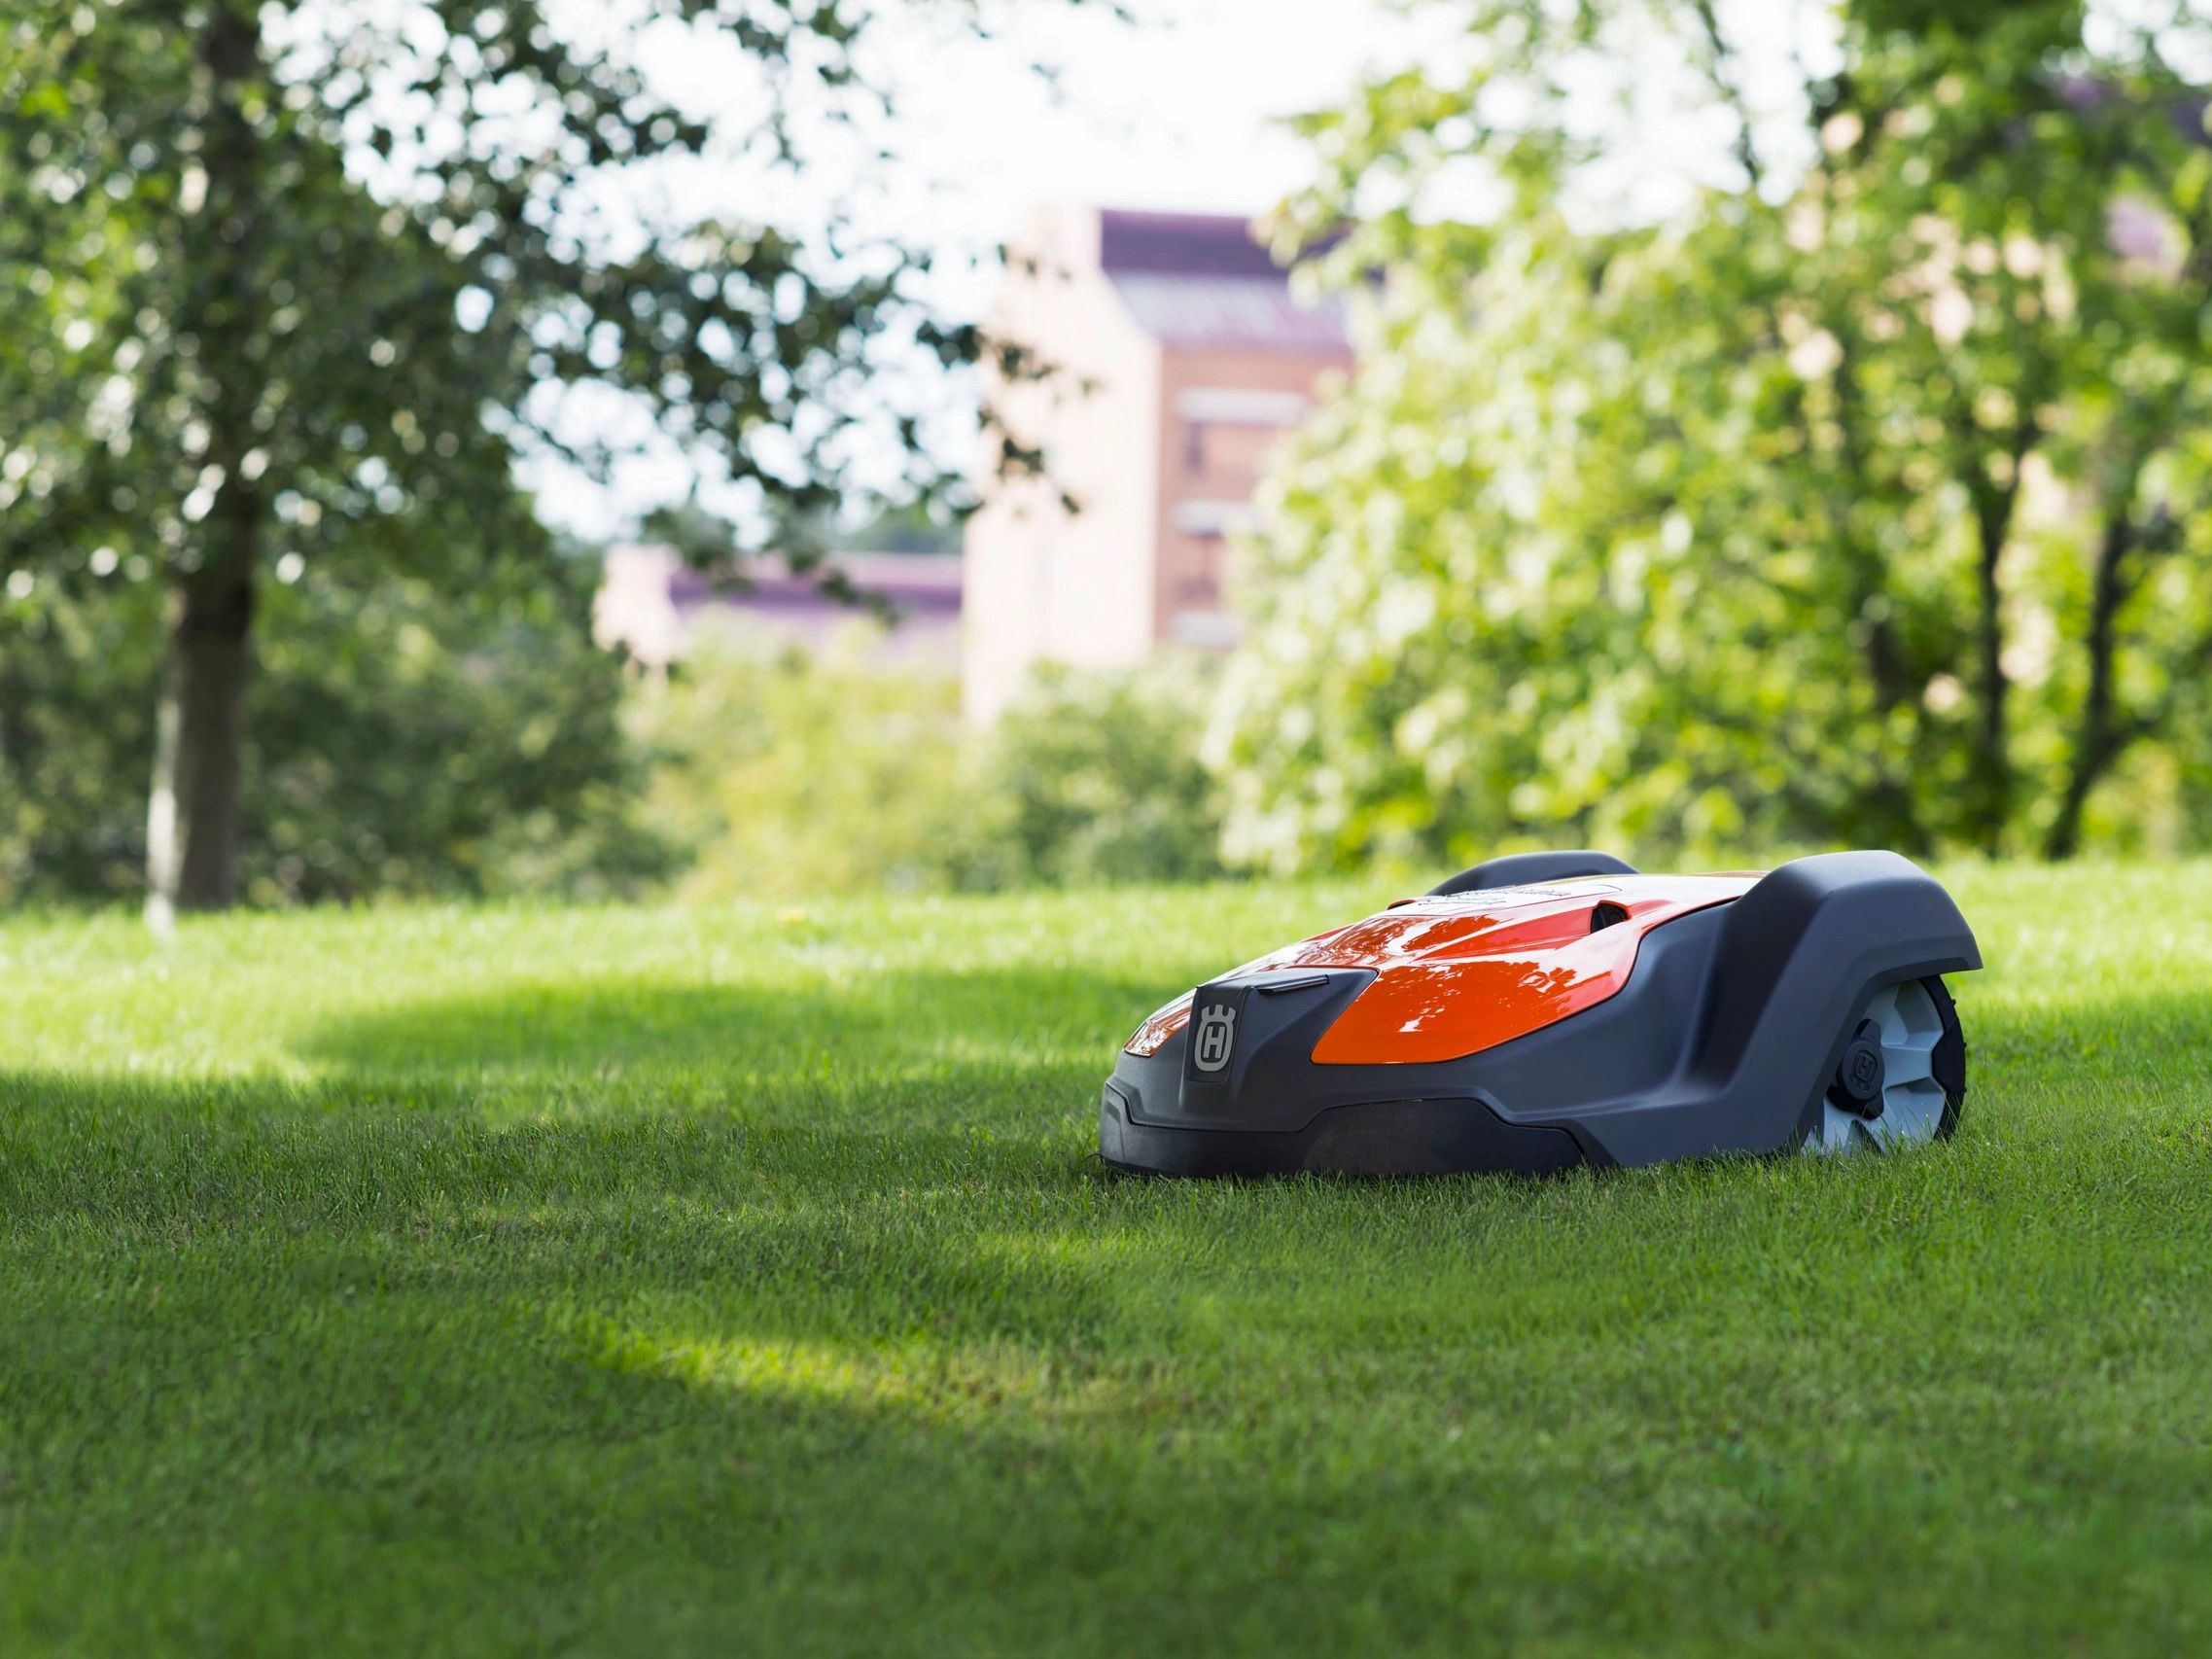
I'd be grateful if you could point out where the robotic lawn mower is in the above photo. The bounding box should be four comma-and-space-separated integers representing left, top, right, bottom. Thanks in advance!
1100, 850, 1980, 1178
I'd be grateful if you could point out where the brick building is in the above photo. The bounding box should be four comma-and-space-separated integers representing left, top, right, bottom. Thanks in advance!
593, 546, 962, 673
961, 207, 1352, 721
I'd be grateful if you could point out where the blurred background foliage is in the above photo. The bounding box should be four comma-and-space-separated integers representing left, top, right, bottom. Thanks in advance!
11, 0, 2212, 908
3, 589, 1233, 905
0, 0, 1015, 916
1221, 0, 2212, 872
1, 552, 667, 904
630, 645, 980, 902
980, 663, 1227, 888
631, 649, 1224, 901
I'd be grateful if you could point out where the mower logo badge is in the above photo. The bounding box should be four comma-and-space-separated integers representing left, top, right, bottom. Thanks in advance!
1847, 1046, 1881, 1094
1192, 1003, 1239, 1073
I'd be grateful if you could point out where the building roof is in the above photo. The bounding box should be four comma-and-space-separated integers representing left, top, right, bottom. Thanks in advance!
1098, 209, 1295, 279
1109, 272, 1348, 352
1095, 209, 1350, 354
666, 551, 960, 619
595, 545, 960, 672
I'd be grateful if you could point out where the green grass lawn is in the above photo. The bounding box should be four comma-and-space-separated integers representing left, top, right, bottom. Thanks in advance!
2, 865, 2210, 1655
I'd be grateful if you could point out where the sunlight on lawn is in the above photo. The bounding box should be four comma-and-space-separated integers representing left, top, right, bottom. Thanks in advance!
2, 868, 2209, 1654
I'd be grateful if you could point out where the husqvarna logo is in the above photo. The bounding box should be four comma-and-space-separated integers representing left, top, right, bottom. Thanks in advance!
1192, 1003, 1239, 1073
1847, 1046, 1881, 1094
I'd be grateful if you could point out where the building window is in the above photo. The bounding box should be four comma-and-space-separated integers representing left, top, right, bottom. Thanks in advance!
1173, 500, 1256, 537
1176, 390, 1311, 483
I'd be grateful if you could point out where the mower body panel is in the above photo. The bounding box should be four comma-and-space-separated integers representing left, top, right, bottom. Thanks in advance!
1101, 850, 1980, 1177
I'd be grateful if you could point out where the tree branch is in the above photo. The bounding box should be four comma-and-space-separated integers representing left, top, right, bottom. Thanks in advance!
1688, 0, 1763, 193
2044, 477, 2177, 858
1959, 406, 2041, 851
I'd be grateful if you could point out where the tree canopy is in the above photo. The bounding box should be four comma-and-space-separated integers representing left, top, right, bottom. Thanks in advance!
0, 0, 998, 915
1215, 0, 2212, 869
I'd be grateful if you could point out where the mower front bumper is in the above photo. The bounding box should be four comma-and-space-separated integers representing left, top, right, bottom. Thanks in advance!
1098, 1082, 1587, 1179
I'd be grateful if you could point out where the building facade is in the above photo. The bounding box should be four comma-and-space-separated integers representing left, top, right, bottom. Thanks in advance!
961, 207, 1352, 721
593, 545, 962, 673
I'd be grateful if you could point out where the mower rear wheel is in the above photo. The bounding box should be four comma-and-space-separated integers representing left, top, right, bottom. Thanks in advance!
1800, 976, 1965, 1155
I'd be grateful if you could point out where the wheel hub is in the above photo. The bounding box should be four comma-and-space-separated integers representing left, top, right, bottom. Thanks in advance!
1830, 1020, 1887, 1117
1802, 980, 1953, 1154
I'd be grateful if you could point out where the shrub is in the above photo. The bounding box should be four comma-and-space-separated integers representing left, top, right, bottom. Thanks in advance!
0, 560, 670, 905
978, 662, 1227, 887
632, 640, 990, 901
632, 649, 1231, 898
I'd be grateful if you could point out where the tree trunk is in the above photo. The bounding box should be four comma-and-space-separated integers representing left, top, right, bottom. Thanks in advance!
1957, 403, 2042, 855
146, 562, 255, 922
2044, 505, 2142, 860
1822, 330, 1928, 848
145, 0, 263, 925
1969, 491, 2012, 854
2045, 740, 2103, 862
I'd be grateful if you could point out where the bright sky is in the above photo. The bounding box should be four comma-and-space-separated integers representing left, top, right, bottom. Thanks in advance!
534, 0, 1407, 539
888, 0, 1405, 266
